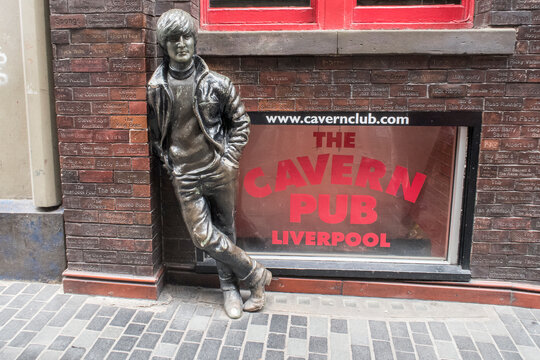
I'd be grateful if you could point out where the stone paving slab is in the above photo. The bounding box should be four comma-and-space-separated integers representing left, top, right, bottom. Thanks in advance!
0, 280, 539, 360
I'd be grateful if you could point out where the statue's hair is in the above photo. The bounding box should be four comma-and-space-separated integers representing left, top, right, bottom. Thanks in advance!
156, 9, 197, 49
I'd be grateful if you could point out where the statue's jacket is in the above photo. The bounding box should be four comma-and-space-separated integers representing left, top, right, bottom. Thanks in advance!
147, 55, 250, 174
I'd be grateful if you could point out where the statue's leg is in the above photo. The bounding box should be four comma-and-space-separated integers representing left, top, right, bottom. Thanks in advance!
172, 175, 271, 314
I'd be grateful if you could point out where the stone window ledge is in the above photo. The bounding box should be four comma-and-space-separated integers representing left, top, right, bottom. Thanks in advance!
198, 28, 516, 56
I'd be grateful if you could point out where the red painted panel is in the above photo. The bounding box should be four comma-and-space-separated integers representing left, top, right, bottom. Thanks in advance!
201, 0, 475, 30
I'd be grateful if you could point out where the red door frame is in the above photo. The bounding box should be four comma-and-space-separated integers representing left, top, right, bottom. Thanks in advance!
200, 0, 474, 31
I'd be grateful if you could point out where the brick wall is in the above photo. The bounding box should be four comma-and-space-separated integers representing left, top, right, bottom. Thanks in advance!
50, 0, 161, 279
50, 0, 539, 285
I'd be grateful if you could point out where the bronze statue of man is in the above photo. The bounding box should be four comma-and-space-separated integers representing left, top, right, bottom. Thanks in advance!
147, 9, 271, 319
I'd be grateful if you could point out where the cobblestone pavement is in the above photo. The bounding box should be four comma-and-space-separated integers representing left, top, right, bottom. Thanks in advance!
1, 281, 540, 359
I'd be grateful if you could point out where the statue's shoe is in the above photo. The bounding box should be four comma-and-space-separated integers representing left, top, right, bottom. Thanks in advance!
243, 268, 272, 312
223, 288, 243, 319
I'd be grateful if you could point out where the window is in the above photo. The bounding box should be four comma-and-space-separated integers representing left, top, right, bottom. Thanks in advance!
200, 0, 474, 31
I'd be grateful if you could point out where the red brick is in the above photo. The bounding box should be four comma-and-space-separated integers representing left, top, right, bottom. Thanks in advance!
126, 43, 145, 57
51, 30, 70, 44
127, 73, 146, 86
64, 209, 99, 223
296, 99, 331, 111
204, 57, 240, 71
107, 29, 143, 43
407, 99, 446, 111
94, 130, 129, 143
508, 83, 540, 98
96, 184, 133, 197
474, 218, 492, 230
316, 57, 352, 69
296, 71, 331, 84
468, 84, 505, 97
131, 158, 150, 171
510, 231, 540, 242
70, 58, 108, 72
521, 126, 540, 137
480, 139, 500, 151
239, 85, 276, 98
480, 151, 519, 164
90, 72, 128, 86
86, 14, 125, 28
133, 184, 151, 197
134, 212, 152, 225
258, 99, 295, 111
486, 70, 527, 83
331, 99, 369, 111
352, 84, 389, 97
74, 116, 109, 129
502, 112, 540, 125
429, 85, 467, 98
333, 70, 370, 84
477, 179, 515, 191
110, 88, 146, 101
352, 56, 390, 69
129, 130, 148, 143
58, 129, 93, 142
408, 70, 447, 83
99, 212, 135, 225
242, 56, 278, 70
129, 101, 147, 115
114, 171, 150, 184
92, 101, 129, 115
50, 14, 86, 29
500, 139, 538, 151
79, 170, 113, 183
71, 29, 107, 43
277, 85, 314, 99
55, 89, 73, 102
126, 13, 146, 28
498, 165, 537, 178
60, 157, 95, 170
516, 179, 540, 191
117, 225, 152, 239
54, 73, 90, 87
110, 116, 147, 129
483, 126, 521, 138
446, 98, 484, 111
313, 85, 350, 98
390, 85, 426, 97
493, 218, 531, 230
90, 44, 125, 57
57, 44, 91, 58
371, 70, 408, 84
370, 99, 407, 111
260, 71, 296, 85
118, 252, 152, 265
95, 158, 132, 170
519, 152, 540, 164
510, 55, 540, 68
65, 223, 117, 237
66, 236, 100, 250
56, 101, 91, 115
80, 197, 116, 210
72, 87, 109, 101
429, 56, 470, 69
448, 70, 486, 83
116, 198, 151, 211
112, 144, 149, 156
110, 59, 145, 72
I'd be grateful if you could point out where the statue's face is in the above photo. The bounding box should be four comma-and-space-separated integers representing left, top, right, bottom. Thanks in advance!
166, 33, 195, 68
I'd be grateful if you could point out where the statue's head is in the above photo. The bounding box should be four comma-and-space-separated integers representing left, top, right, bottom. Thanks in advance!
157, 9, 197, 68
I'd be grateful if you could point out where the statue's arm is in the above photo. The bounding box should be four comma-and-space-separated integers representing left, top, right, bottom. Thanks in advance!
222, 80, 250, 167
147, 85, 173, 173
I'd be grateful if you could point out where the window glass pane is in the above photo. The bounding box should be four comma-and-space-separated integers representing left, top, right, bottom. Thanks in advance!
357, 0, 460, 5
210, 0, 310, 7
236, 124, 457, 260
